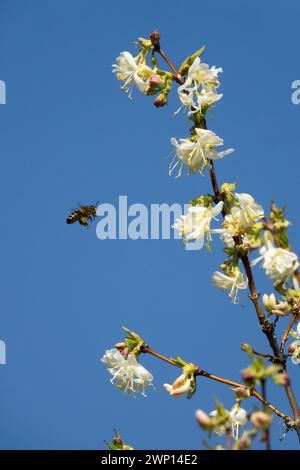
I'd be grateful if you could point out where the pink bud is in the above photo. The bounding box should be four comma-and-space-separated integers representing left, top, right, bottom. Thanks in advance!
250, 411, 272, 429
148, 75, 163, 86
235, 437, 251, 450
288, 343, 296, 355
278, 372, 291, 386
195, 410, 211, 429
149, 31, 160, 46
153, 93, 168, 108
235, 387, 250, 398
241, 342, 253, 353
241, 369, 256, 384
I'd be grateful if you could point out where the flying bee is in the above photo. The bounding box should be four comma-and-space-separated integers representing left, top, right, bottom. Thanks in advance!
66, 204, 98, 228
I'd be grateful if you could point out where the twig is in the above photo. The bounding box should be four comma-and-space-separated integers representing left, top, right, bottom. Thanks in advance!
142, 345, 291, 423
261, 380, 271, 450
280, 313, 298, 354
252, 349, 276, 361
150, 35, 184, 84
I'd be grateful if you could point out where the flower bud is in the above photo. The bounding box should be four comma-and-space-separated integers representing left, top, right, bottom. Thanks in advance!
274, 372, 291, 386
241, 369, 256, 385
234, 436, 251, 450
250, 411, 272, 429
288, 343, 297, 355
149, 75, 163, 85
234, 387, 250, 398
146, 75, 164, 95
241, 343, 253, 354
195, 410, 212, 430
153, 93, 168, 107
262, 293, 277, 311
149, 31, 160, 47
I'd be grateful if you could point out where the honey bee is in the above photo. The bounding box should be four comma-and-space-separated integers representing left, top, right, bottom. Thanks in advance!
66, 204, 98, 227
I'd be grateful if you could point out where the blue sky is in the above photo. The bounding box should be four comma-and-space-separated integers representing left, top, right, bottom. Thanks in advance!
0, 0, 300, 450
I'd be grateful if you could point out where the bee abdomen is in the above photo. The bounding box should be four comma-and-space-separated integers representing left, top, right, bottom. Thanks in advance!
66, 212, 79, 224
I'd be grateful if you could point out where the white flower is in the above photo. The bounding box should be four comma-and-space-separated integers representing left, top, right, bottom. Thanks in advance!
222, 193, 264, 237
183, 56, 223, 90
212, 268, 248, 303
195, 89, 223, 111
170, 128, 234, 176
235, 193, 264, 225
175, 57, 223, 116
229, 406, 248, 440
101, 348, 153, 396
112, 51, 154, 98
163, 373, 192, 398
210, 405, 247, 439
251, 244, 299, 285
173, 201, 223, 244
176, 87, 222, 115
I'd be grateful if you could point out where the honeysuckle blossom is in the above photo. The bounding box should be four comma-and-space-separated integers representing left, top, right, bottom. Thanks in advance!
101, 348, 153, 396
212, 268, 248, 303
176, 87, 222, 115
251, 243, 299, 286
288, 322, 300, 365
210, 405, 247, 439
173, 201, 223, 245
170, 128, 234, 177
112, 51, 155, 98
222, 193, 264, 238
182, 56, 223, 90
163, 373, 192, 398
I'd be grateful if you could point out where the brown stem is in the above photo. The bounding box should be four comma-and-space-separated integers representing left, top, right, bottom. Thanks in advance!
143, 346, 180, 368
226, 430, 231, 450
142, 346, 290, 423
152, 42, 184, 84
252, 349, 276, 361
280, 313, 298, 354
261, 380, 271, 450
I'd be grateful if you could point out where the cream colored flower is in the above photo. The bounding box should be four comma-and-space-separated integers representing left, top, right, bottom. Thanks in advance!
101, 348, 153, 396
210, 405, 247, 439
176, 87, 222, 115
212, 268, 248, 303
182, 56, 223, 90
173, 201, 223, 244
222, 193, 264, 237
170, 128, 234, 176
112, 51, 154, 98
251, 244, 299, 285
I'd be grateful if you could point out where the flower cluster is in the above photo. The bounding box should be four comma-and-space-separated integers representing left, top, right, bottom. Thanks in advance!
176, 56, 223, 116
101, 348, 154, 397
222, 193, 264, 240
170, 128, 234, 177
